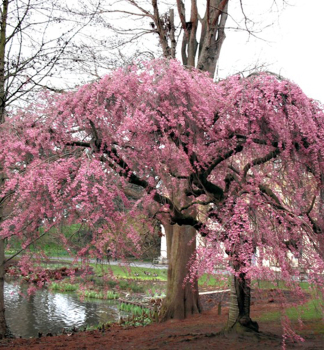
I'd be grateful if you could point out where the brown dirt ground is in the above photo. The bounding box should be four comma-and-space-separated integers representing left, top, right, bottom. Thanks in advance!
1, 294, 323, 350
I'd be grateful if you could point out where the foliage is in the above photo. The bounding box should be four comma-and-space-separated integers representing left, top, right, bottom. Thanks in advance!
1, 58, 324, 332
119, 303, 153, 327
119, 303, 150, 315
198, 274, 229, 288
2, 59, 324, 273
50, 282, 78, 292
82, 289, 119, 300
146, 288, 166, 298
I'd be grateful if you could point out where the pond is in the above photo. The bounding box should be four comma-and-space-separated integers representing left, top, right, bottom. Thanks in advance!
4, 280, 123, 338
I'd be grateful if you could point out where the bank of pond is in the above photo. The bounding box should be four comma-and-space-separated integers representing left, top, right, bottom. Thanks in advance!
4, 280, 155, 338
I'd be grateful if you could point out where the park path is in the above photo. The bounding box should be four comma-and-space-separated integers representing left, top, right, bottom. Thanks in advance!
46, 256, 169, 270
47, 256, 231, 275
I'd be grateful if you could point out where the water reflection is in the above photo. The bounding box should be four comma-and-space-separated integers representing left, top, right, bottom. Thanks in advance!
5, 280, 121, 338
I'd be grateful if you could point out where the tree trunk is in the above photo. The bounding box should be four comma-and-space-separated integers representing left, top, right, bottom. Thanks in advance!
0, 172, 8, 338
160, 224, 201, 321
0, 238, 6, 339
197, 0, 229, 77
0, 0, 8, 123
164, 223, 173, 262
226, 272, 258, 332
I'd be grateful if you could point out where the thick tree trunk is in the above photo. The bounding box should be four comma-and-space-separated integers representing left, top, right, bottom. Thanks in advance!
226, 273, 258, 332
160, 224, 201, 321
164, 223, 173, 262
197, 0, 229, 77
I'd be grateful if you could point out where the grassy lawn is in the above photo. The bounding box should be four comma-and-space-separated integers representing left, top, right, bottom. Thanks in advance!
93, 264, 168, 281
252, 279, 311, 291
93, 265, 230, 288
256, 298, 324, 323
198, 273, 229, 289
42, 262, 228, 297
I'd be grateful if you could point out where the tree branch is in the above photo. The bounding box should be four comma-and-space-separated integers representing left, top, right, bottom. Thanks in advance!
259, 184, 283, 208
243, 148, 280, 178
206, 144, 244, 176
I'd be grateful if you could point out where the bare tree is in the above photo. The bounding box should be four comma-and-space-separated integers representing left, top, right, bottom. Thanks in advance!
93, 0, 229, 78
0, 0, 97, 337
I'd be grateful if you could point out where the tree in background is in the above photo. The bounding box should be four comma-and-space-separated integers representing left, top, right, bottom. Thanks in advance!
1, 60, 323, 333
86, 0, 229, 78
68, 0, 288, 80
0, 0, 97, 338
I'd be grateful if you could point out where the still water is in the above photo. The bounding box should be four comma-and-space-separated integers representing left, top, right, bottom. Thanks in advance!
5, 280, 122, 338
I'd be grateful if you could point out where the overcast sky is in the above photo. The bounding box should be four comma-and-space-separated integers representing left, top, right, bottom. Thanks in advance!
218, 0, 324, 103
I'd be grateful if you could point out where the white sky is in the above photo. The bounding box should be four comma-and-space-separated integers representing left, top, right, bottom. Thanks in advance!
218, 0, 324, 103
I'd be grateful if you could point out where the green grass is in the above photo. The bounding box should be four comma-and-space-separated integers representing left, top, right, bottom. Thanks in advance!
82, 290, 119, 300
257, 299, 323, 322
93, 265, 229, 288
106, 290, 119, 300
252, 280, 310, 290
50, 282, 119, 300
82, 290, 106, 299
93, 264, 168, 281
40, 262, 74, 269
79, 276, 145, 293
50, 282, 79, 292
198, 273, 229, 288
119, 302, 151, 316
119, 303, 154, 327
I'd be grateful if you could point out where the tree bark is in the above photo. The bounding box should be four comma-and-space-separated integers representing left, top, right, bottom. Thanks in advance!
0, 238, 6, 339
163, 223, 173, 262
151, 0, 172, 59
0, 0, 8, 123
160, 224, 201, 321
197, 0, 229, 77
226, 272, 259, 332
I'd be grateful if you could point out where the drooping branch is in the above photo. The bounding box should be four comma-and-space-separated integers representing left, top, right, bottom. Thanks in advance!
88, 119, 101, 149
259, 184, 283, 208
197, 175, 224, 201
306, 195, 316, 215
224, 173, 237, 193
243, 148, 280, 179
306, 213, 322, 234
258, 184, 322, 240
66, 139, 203, 229
206, 144, 244, 176
4, 230, 48, 264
